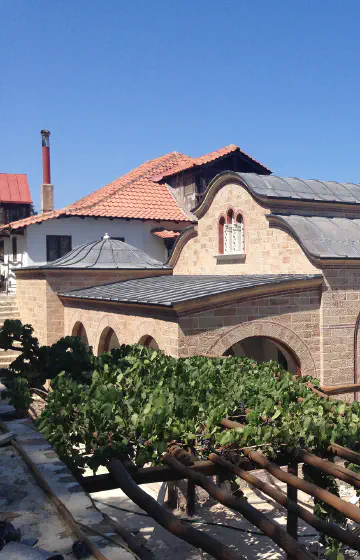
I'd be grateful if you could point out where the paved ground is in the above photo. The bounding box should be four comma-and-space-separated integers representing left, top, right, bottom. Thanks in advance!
90, 468, 325, 559
0, 443, 76, 558
0, 418, 135, 560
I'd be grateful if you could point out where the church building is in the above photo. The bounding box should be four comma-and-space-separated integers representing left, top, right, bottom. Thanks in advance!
14, 164, 360, 392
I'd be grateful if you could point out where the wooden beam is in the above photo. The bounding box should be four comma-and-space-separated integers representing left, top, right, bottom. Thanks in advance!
163, 453, 316, 560
243, 449, 360, 526
108, 459, 244, 560
321, 383, 360, 396
209, 453, 360, 552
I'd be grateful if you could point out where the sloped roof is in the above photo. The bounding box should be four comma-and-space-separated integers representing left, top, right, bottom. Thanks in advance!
59, 274, 322, 308
0, 145, 271, 232
268, 214, 360, 260
0, 152, 195, 231
157, 144, 271, 179
33, 235, 169, 269
237, 173, 360, 204
0, 174, 32, 204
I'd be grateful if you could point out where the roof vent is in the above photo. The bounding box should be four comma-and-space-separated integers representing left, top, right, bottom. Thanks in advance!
103, 233, 110, 240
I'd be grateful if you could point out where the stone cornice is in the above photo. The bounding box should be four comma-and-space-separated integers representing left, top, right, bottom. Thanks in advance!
193, 172, 360, 219
167, 225, 198, 268
60, 276, 323, 317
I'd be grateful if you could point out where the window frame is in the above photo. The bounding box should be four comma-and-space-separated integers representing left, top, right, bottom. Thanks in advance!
217, 207, 245, 258
12, 236, 17, 262
46, 235, 72, 262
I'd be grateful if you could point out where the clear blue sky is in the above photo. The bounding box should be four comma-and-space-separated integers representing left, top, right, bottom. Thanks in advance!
1, 1, 360, 211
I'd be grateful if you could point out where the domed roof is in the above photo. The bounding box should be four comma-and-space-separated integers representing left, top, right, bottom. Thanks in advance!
43, 234, 169, 269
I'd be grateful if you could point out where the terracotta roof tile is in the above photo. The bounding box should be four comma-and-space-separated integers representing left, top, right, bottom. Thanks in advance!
0, 145, 268, 231
152, 229, 181, 239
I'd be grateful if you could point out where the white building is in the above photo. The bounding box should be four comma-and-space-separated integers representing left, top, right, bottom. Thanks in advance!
0, 133, 270, 291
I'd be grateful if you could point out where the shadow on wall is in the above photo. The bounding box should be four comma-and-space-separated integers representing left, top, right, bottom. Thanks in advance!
98, 327, 120, 354
138, 335, 159, 350
224, 335, 300, 374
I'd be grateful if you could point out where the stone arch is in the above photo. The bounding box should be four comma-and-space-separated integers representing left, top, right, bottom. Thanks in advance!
68, 309, 92, 345
71, 320, 89, 347
138, 335, 160, 350
135, 319, 165, 350
95, 314, 122, 355
206, 320, 317, 377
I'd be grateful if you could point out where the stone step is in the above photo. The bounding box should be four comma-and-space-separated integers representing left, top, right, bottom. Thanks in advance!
0, 355, 18, 364
0, 311, 20, 318
0, 301, 18, 307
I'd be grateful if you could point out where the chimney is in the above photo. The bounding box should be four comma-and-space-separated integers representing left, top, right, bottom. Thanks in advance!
40, 129, 54, 213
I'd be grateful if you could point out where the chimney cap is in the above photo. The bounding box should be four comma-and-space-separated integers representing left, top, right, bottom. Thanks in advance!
41, 129, 50, 136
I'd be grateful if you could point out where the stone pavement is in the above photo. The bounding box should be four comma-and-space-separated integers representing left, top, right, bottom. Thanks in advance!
1, 418, 135, 559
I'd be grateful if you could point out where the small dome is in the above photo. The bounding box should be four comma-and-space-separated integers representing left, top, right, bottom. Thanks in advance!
44, 235, 169, 269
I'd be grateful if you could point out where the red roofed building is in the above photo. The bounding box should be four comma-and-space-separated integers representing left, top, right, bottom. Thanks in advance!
0, 143, 270, 291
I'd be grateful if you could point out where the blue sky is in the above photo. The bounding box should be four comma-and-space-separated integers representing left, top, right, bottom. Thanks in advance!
1, 1, 360, 211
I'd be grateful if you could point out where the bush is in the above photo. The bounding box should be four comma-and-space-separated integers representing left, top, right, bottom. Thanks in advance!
36, 344, 360, 474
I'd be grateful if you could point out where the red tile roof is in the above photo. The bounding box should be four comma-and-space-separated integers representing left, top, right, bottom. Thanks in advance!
0, 144, 269, 231
0, 174, 32, 204
152, 229, 181, 239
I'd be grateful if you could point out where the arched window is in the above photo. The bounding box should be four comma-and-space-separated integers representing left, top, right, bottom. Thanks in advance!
223, 208, 244, 254
218, 215, 225, 254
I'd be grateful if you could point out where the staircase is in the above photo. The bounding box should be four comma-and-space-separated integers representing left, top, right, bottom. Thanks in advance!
0, 295, 21, 368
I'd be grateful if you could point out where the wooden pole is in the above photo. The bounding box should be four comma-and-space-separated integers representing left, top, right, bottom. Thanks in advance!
108, 459, 245, 560
163, 453, 316, 560
286, 462, 298, 560
328, 443, 360, 467
320, 383, 360, 396
243, 449, 360, 525
209, 453, 360, 552
295, 449, 360, 489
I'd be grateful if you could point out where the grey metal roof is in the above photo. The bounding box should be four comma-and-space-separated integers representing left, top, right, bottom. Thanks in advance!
59, 274, 322, 307
270, 214, 360, 259
40, 235, 169, 269
237, 173, 360, 205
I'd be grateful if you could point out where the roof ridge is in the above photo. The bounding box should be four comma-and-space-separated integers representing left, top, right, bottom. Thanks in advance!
66, 151, 190, 214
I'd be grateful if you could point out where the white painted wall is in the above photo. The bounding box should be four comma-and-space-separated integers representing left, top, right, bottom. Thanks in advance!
1, 234, 27, 292
3, 216, 182, 291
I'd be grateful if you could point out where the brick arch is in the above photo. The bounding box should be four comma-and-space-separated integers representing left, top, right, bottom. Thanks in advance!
206, 320, 317, 377
95, 314, 122, 355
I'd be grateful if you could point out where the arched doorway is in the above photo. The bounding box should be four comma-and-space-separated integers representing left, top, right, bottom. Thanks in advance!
98, 327, 120, 354
138, 335, 159, 350
224, 336, 300, 374
72, 321, 89, 347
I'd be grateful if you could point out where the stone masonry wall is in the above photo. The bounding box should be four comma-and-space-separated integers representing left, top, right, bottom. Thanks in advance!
63, 302, 180, 356
16, 269, 171, 345
62, 286, 321, 378
178, 287, 321, 378
173, 181, 319, 275
16, 277, 48, 344
320, 267, 360, 387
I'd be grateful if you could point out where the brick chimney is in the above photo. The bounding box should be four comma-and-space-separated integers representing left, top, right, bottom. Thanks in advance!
40, 129, 54, 213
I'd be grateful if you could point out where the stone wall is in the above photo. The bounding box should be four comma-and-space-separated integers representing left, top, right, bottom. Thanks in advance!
178, 287, 321, 378
16, 268, 171, 345
63, 302, 180, 356
61, 285, 321, 379
173, 181, 319, 275
320, 267, 360, 387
